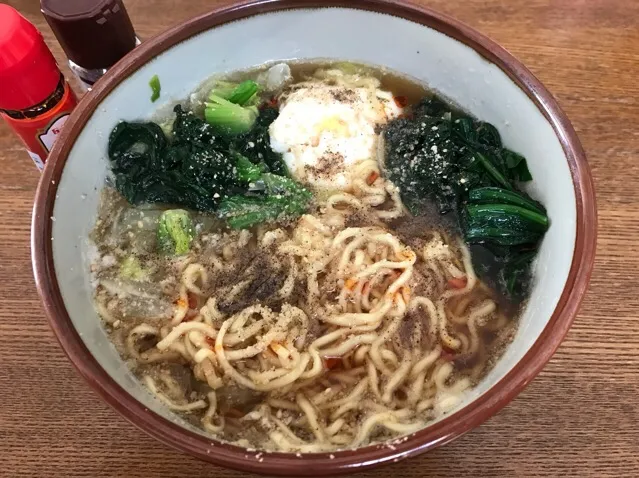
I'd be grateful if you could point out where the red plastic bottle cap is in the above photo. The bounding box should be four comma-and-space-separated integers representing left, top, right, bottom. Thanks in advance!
0, 5, 61, 111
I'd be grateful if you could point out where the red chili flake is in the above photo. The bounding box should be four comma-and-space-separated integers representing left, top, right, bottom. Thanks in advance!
323, 357, 342, 370
393, 96, 408, 108
441, 345, 456, 361
184, 310, 198, 322
187, 292, 198, 310
447, 276, 468, 290
225, 408, 245, 419
206, 336, 216, 348
361, 281, 371, 296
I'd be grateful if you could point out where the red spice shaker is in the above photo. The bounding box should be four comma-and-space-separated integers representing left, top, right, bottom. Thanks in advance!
0, 4, 78, 170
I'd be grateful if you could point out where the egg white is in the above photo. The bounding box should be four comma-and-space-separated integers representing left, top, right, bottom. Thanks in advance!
269, 83, 402, 191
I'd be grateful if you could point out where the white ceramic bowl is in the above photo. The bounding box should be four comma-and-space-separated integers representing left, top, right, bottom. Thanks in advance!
32, 1, 596, 475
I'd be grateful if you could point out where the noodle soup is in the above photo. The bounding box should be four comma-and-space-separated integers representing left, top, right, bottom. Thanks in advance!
91, 62, 548, 452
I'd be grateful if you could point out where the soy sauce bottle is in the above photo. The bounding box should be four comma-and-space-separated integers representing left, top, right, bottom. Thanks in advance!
41, 0, 139, 91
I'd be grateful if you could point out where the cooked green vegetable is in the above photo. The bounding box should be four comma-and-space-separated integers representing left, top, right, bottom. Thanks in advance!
207, 81, 238, 101
472, 151, 511, 189
203, 80, 263, 135
232, 106, 288, 176
468, 187, 545, 214
465, 204, 549, 230
218, 196, 281, 229
503, 150, 532, 181
503, 250, 536, 296
218, 173, 312, 229
108, 103, 309, 229
149, 75, 161, 102
235, 153, 263, 183
157, 209, 194, 255
109, 105, 238, 211
119, 256, 148, 281
205, 95, 259, 135
384, 96, 549, 300
465, 227, 541, 246
208, 80, 260, 106
227, 80, 260, 106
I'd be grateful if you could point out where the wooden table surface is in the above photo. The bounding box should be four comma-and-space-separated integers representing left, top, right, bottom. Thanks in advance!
1, 0, 637, 476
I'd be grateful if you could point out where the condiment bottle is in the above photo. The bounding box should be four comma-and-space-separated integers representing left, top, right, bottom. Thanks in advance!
0, 5, 78, 170
41, 0, 139, 91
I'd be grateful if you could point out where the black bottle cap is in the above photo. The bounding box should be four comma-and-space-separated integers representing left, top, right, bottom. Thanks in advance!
41, 0, 137, 71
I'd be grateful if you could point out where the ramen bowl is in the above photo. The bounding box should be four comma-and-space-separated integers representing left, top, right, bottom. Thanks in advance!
32, 0, 596, 475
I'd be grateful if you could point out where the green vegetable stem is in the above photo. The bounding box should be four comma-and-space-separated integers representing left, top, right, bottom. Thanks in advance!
209, 80, 260, 106
468, 187, 545, 214
157, 209, 195, 255
218, 173, 312, 229
466, 204, 549, 230
384, 96, 550, 300
205, 96, 259, 135
204, 81, 261, 135
119, 256, 147, 281
149, 75, 161, 102
226, 81, 260, 106
235, 154, 263, 183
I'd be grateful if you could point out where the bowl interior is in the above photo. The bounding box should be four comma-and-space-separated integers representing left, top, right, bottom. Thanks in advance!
47, 4, 575, 461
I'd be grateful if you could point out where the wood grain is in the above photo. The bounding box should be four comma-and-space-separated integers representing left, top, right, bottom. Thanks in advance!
1, 0, 637, 476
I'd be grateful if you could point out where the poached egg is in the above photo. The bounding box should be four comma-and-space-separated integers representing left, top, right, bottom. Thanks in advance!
269, 80, 402, 191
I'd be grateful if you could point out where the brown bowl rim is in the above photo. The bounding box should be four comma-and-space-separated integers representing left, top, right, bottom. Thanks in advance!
31, 0, 597, 475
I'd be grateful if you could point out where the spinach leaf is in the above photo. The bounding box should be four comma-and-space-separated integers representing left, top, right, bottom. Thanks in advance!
109, 105, 239, 211
468, 187, 546, 214
383, 96, 548, 301
107, 104, 309, 229
502, 250, 537, 297
218, 173, 312, 229
503, 149, 533, 182
231, 106, 288, 175
384, 116, 469, 214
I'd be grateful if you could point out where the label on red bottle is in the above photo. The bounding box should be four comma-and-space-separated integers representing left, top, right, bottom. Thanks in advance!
27, 150, 45, 170
0, 80, 77, 170
38, 114, 70, 152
